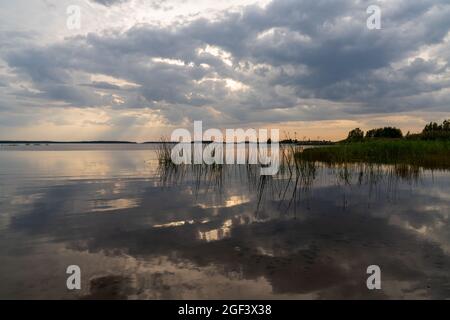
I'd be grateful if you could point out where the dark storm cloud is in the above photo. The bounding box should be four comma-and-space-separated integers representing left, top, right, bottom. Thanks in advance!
90, 0, 171, 10
81, 81, 122, 90
2, 0, 450, 125
89, 0, 128, 6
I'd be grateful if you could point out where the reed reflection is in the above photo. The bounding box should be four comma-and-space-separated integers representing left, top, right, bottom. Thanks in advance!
156, 145, 426, 216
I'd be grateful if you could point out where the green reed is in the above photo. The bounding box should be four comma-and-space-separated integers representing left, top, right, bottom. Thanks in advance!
295, 140, 450, 169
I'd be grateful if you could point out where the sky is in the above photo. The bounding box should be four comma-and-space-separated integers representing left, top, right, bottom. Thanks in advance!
0, 0, 449, 141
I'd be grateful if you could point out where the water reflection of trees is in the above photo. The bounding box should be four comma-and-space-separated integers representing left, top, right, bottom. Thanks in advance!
157, 146, 427, 215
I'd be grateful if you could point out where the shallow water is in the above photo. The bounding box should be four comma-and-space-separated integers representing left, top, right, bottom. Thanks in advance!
0, 144, 449, 299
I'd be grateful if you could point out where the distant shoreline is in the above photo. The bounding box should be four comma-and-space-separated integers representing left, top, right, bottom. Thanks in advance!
0, 140, 334, 145
0, 141, 138, 144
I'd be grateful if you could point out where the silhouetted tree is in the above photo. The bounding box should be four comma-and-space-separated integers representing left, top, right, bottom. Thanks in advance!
347, 128, 364, 141
422, 119, 450, 140
443, 120, 450, 131
365, 127, 403, 139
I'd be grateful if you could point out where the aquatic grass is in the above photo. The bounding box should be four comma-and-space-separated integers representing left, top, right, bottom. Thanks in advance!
295, 140, 450, 169
157, 144, 428, 216
155, 138, 173, 165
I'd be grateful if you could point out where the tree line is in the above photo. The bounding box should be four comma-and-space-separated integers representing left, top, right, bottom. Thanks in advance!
346, 119, 450, 142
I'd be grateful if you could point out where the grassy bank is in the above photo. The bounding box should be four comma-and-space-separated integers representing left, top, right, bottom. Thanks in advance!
296, 140, 450, 169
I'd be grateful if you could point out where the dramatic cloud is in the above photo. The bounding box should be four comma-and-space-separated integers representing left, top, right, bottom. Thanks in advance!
90, 0, 128, 6
0, 0, 449, 140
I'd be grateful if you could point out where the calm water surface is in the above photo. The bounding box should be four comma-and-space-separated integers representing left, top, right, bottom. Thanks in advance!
0, 144, 449, 299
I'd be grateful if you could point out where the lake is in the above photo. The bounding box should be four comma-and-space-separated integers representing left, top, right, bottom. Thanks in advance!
0, 144, 449, 299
